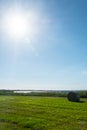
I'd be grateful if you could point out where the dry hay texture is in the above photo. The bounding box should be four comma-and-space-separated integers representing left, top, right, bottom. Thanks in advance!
67, 92, 80, 102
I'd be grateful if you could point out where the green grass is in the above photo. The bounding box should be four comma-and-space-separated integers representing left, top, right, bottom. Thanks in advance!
0, 96, 87, 130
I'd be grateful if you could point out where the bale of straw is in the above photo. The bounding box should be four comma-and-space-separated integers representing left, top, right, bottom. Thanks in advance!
67, 92, 80, 102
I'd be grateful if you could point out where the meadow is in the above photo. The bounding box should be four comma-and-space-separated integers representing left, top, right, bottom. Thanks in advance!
0, 96, 87, 130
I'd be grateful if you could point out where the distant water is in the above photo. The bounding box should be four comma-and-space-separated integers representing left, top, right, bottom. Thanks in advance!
14, 90, 46, 93
14, 91, 32, 93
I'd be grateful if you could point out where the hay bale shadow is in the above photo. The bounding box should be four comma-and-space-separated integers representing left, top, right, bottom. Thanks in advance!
78, 100, 85, 103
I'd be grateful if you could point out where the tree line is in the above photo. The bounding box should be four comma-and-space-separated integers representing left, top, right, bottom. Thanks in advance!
0, 90, 87, 98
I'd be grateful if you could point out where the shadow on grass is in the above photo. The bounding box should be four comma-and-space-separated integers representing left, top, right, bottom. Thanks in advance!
68, 100, 85, 103
74, 100, 85, 103
79, 100, 85, 103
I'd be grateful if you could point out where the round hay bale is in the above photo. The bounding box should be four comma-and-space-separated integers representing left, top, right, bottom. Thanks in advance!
67, 92, 80, 102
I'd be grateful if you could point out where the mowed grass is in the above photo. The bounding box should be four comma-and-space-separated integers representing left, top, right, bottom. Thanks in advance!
0, 96, 87, 130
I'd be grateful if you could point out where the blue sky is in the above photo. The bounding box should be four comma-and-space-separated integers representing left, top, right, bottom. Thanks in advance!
0, 0, 87, 90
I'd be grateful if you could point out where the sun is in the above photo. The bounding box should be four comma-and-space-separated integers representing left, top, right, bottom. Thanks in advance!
2, 8, 38, 43
6, 12, 28, 39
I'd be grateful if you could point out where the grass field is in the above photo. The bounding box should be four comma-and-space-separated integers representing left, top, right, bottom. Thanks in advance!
0, 96, 87, 130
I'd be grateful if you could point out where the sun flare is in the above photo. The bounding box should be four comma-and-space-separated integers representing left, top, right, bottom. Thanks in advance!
2, 8, 38, 43
5, 12, 28, 39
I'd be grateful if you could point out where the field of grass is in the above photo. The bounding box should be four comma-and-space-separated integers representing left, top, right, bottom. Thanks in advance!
0, 96, 87, 130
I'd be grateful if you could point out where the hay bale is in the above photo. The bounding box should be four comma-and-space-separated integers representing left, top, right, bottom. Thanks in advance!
67, 91, 80, 102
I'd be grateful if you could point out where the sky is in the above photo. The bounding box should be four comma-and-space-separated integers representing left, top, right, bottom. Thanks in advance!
0, 0, 87, 90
